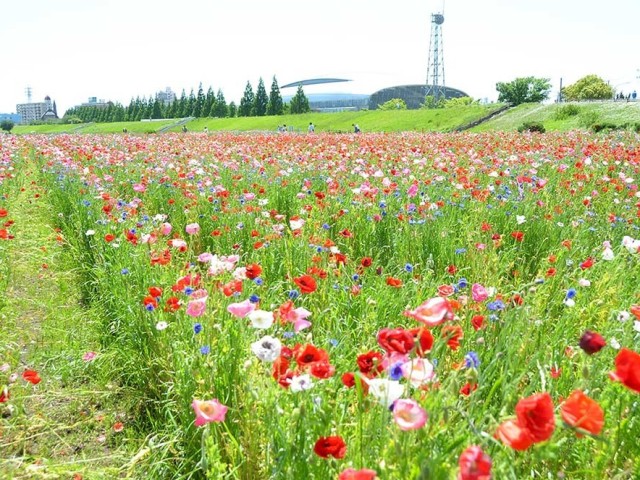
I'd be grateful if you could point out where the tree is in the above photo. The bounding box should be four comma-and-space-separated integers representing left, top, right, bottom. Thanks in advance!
378, 98, 407, 110
203, 86, 215, 117
267, 76, 284, 115
444, 96, 476, 108
239, 81, 255, 117
253, 78, 269, 116
496, 77, 551, 105
421, 95, 444, 109
193, 83, 205, 117
562, 75, 614, 101
289, 86, 310, 114
214, 90, 228, 118
228, 101, 237, 118
0, 120, 14, 132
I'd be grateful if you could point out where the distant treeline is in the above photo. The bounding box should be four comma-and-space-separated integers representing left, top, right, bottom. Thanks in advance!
62, 77, 310, 123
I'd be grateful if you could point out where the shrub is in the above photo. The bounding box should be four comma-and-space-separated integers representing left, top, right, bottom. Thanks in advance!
553, 104, 581, 120
578, 111, 601, 129
591, 123, 619, 133
517, 121, 546, 133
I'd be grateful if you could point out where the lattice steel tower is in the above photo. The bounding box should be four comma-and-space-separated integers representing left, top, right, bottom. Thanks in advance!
425, 12, 445, 101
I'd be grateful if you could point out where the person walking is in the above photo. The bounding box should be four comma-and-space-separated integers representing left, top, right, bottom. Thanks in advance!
352, 123, 361, 133
308, 122, 315, 133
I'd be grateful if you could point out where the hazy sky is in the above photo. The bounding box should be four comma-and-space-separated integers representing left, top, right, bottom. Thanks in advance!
2, 0, 639, 114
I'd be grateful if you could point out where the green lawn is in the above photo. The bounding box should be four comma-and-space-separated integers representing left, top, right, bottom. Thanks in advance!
472, 101, 640, 132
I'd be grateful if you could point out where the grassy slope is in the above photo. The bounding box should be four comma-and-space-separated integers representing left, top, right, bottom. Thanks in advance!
181, 105, 501, 133
13, 120, 177, 135
11, 106, 502, 135
472, 101, 640, 132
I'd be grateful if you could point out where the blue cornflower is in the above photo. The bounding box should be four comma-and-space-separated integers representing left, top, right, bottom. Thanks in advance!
184, 286, 194, 296
82, 200, 91, 206
322, 223, 331, 230
283, 331, 295, 339
352, 274, 360, 281
145, 304, 155, 311
121, 268, 129, 275
487, 300, 505, 311
457, 277, 468, 289
254, 278, 264, 286
455, 248, 467, 255
249, 294, 260, 303
566, 288, 577, 299
200, 345, 210, 355
389, 362, 404, 381
464, 351, 480, 369
288, 290, 300, 300
328, 339, 339, 347
193, 323, 203, 334
404, 263, 414, 273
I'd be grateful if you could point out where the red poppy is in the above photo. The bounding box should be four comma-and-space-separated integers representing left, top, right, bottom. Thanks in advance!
437, 284, 455, 297
294, 275, 317, 294
360, 257, 372, 268
0, 208, 7, 218
309, 361, 335, 379
460, 383, 478, 396
458, 445, 492, 480
385, 277, 403, 287
579, 331, 606, 355
0, 387, 9, 403
515, 392, 556, 442
560, 390, 604, 436
23, 369, 42, 385
148, 286, 163, 298
610, 348, 640, 393
511, 231, 524, 242
471, 315, 485, 331
104, 233, 115, 242
442, 325, 464, 351
357, 351, 384, 375
245, 263, 262, 280
496, 419, 534, 450
580, 257, 594, 269
630, 304, 640, 320
410, 327, 434, 356
377, 328, 415, 354
142, 296, 158, 309
295, 344, 329, 368
313, 436, 347, 459
338, 468, 378, 480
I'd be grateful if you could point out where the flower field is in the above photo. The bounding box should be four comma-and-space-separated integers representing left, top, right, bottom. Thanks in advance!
1, 131, 640, 479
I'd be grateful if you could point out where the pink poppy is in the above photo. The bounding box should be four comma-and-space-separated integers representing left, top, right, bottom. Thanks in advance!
403, 297, 453, 326
227, 299, 256, 318
471, 283, 488, 302
185, 223, 200, 235
392, 399, 428, 430
192, 398, 228, 426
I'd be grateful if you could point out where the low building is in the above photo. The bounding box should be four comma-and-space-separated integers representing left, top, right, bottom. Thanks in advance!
0, 113, 22, 124
156, 87, 176, 105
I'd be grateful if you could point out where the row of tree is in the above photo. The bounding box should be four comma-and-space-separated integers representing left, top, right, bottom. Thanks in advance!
63, 77, 310, 123
496, 74, 616, 106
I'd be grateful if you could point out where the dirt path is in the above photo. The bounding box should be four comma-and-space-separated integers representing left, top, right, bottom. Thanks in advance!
0, 155, 137, 479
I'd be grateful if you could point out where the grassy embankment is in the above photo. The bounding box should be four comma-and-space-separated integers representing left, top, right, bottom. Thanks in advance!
472, 101, 640, 132
12, 105, 502, 135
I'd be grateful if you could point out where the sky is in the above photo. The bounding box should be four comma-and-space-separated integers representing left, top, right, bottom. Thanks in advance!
1, 0, 639, 114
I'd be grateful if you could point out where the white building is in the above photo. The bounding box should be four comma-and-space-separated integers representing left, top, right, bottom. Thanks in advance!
156, 87, 176, 105
16, 96, 57, 124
